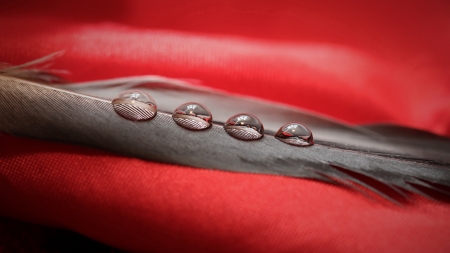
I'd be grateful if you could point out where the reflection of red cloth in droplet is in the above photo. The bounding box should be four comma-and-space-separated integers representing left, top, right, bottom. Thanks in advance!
1, 1, 450, 252
282, 132, 294, 137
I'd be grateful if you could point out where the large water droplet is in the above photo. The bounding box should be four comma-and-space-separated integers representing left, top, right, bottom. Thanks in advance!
224, 113, 264, 140
275, 123, 314, 146
112, 90, 157, 121
172, 102, 212, 130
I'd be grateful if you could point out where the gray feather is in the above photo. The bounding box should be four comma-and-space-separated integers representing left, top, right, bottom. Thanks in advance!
1, 54, 450, 203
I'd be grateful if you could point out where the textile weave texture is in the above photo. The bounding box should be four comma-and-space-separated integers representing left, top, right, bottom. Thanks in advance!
1, 0, 450, 252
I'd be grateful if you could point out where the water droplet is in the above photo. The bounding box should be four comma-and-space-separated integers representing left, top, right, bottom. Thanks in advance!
275, 123, 314, 146
112, 90, 157, 121
224, 113, 264, 140
172, 102, 212, 130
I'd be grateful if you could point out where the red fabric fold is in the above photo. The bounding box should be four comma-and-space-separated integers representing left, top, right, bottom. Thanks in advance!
1, 1, 450, 252
1, 134, 450, 252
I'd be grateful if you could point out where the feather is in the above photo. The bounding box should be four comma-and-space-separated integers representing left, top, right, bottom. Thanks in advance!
0, 51, 68, 84
1, 55, 449, 203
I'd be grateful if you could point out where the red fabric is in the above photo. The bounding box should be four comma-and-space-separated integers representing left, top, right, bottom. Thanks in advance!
1, 1, 450, 252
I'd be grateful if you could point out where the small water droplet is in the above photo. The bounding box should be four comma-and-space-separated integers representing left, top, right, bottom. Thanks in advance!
275, 123, 314, 146
172, 102, 212, 130
224, 113, 264, 140
112, 90, 157, 121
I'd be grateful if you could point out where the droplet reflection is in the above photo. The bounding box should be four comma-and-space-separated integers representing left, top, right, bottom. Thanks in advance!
112, 90, 157, 121
172, 102, 212, 130
275, 123, 313, 146
224, 113, 264, 141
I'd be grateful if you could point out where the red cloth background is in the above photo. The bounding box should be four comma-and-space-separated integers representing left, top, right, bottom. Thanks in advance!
1, 0, 450, 252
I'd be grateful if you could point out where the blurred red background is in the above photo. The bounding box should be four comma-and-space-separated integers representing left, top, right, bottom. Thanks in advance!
2, 0, 450, 135
1, 1, 450, 252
